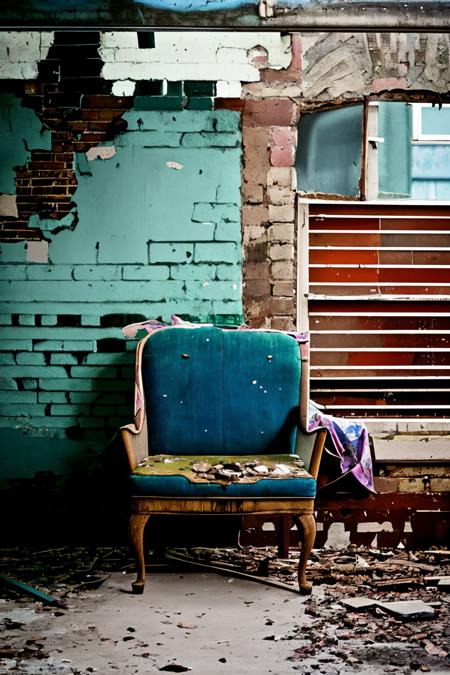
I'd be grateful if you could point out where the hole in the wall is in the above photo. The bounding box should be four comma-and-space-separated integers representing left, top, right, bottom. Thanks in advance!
137, 32, 156, 49
66, 425, 85, 440
100, 314, 147, 328
57, 315, 81, 327
77, 352, 90, 365
97, 338, 126, 353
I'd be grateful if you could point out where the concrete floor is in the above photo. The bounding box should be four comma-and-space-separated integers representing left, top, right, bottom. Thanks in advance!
1, 571, 449, 675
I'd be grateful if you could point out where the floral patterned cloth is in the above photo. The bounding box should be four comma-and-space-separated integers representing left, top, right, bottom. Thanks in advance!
122, 315, 375, 493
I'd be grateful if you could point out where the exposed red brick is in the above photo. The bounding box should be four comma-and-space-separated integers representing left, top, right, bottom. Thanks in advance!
245, 262, 270, 280
242, 182, 264, 204
214, 98, 245, 113
272, 281, 294, 296
243, 127, 270, 148
270, 145, 296, 167
271, 127, 297, 146
244, 279, 272, 298
242, 205, 269, 227
266, 297, 295, 315
246, 242, 268, 264
243, 99, 296, 127
270, 316, 295, 330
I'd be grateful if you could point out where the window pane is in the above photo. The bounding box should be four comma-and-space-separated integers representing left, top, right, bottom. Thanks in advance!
421, 106, 450, 136
296, 105, 364, 197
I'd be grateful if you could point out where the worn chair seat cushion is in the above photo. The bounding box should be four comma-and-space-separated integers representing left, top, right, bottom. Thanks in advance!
130, 454, 316, 498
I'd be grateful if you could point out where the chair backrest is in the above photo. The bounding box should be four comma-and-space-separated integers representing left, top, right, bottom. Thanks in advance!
142, 326, 302, 456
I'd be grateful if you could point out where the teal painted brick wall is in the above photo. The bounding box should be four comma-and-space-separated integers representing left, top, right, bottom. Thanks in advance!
0, 106, 243, 485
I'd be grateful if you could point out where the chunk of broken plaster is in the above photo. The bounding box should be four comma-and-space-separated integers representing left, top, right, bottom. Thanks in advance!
0, 194, 18, 218
166, 161, 183, 170
86, 146, 116, 161
437, 577, 450, 591
341, 598, 378, 612
377, 600, 435, 620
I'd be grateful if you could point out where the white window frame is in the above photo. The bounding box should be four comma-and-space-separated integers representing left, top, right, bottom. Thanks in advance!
412, 102, 450, 143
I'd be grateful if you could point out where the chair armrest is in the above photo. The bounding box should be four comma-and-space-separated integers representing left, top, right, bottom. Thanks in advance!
120, 414, 149, 472
308, 428, 327, 480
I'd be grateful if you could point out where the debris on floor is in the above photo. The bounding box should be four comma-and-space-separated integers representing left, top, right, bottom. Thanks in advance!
0, 545, 449, 674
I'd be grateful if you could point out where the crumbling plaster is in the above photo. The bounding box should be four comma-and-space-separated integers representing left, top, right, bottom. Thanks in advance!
300, 32, 450, 102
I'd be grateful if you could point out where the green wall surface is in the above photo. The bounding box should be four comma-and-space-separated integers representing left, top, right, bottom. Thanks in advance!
0, 94, 51, 194
0, 105, 243, 489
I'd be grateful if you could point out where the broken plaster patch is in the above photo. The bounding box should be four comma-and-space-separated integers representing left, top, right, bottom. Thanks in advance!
26, 240, 49, 263
166, 161, 184, 170
86, 145, 116, 162
112, 80, 136, 97
0, 194, 18, 218
216, 80, 242, 98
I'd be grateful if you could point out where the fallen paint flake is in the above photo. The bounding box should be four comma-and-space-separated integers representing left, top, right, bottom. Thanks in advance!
0, 194, 18, 218
86, 145, 116, 161
166, 161, 184, 170
176, 621, 198, 630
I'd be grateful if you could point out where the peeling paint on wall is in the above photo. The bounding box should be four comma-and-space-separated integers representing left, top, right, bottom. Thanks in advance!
0, 194, 18, 218
86, 145, 116, 161
100, 31, 291, 84
26, 239, 48, 263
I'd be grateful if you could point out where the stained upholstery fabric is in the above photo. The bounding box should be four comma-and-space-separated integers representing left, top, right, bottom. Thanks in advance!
135, 326, 312, 499
130, 473, 316, 498
142, 327, 301, 456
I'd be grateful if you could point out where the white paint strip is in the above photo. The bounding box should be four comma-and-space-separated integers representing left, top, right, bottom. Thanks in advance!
310, 365, 450, 369
310, 247, 450, 251
310, 312, 450, 317
86, 146, 116, 161
323, 405, 450, 409
309, 295, 450, 301
311, 229, 450, 234
312, 347, 450, 352
166, 161, 184, 170
311, 214, 450, 220
313, 388, 450, 392
311, 376, 450, 380
310, 264, 450, 269
310, 330, 450, 334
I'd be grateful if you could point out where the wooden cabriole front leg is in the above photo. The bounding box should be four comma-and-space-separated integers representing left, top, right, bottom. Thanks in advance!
129, 513, 151, 594
294, 513, 317, 594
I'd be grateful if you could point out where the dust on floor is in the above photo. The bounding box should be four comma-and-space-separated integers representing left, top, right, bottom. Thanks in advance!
0, 546, 449, 675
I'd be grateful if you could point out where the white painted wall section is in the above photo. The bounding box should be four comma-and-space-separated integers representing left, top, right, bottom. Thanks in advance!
100, 32, 291, 83
0, 32, 53, 79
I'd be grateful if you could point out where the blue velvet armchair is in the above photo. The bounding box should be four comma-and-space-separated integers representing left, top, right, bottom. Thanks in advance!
121, 326, 326, 594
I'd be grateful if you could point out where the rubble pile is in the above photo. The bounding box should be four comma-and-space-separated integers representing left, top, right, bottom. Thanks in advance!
0, 545, 449, 673
191, 459, 306, 481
